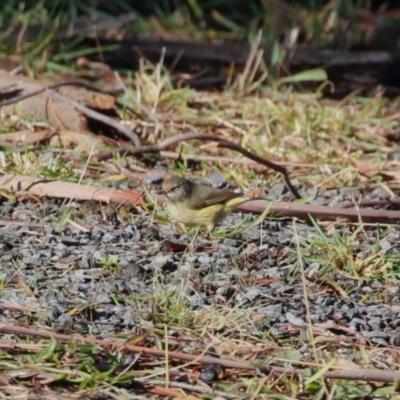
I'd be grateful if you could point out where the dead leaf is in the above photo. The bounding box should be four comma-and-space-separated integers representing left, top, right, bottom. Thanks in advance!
351, 157, 379, 178
0, 129, 54, 147
49, 130, 105, 151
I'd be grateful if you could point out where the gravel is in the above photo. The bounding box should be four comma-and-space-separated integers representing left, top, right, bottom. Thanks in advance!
0, 192, 400, 350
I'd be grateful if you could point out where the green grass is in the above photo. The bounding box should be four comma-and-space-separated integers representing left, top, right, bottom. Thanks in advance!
283, 218, 399, 283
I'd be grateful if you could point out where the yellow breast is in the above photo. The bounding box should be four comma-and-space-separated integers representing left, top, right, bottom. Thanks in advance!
166, 196, 250, 230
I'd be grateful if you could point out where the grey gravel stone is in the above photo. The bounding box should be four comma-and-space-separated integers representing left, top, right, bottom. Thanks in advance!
286, 312, 306, 326
349, 317, 368, 329
390, 319, 400, 328
391, 335, 400, 346
73, 321, 89, 332
208, 172, 226, 188
259, 304, 283, 319
361, 330, 389, 341
379, 239, 392, 250
58, 314, 74, 327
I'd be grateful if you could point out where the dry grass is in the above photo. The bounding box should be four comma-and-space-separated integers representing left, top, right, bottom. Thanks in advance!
128, 59, 397, 193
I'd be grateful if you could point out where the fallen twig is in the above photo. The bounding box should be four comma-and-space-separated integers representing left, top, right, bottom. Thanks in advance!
1, 324, 400, 383
237, 198, 400, 224
0, 302, 42, 313
52, 91, 142, 148
0, 217, 47, 228
94, 132, 302, 199
144, 380, 241, 400
0, 340, 46, 351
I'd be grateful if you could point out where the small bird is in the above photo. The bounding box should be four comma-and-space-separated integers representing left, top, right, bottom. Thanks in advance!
160, 176, 253, 232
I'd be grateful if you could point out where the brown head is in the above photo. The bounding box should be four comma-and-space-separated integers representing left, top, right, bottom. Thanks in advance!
161, 175, 247, 209
161, 176, 194, 204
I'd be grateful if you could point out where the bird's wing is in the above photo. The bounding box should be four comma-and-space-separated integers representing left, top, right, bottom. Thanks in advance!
185, 185, 242, 209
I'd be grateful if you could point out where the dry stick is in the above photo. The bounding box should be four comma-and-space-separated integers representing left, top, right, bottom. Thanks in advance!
144, 380, 239, 399
0, 340, 45, 351
221, 139, 300, 199
0, 217, 46, 228
54, 91, 142, 148
237, 199, 400, 224
0, 82, 141, 147
0, 302, 42, 313
95, 132, 302, 199
1, 324, 400, 383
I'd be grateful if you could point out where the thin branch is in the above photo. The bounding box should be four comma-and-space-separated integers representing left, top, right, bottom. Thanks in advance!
0, 217, 47, 228
94, 132, 302, 199
0, 302, 42, 313
52, 91, 141, 147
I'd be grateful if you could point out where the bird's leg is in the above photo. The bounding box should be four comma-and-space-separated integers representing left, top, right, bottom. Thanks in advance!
188, 225, 201, 253
205, 223, 216, 240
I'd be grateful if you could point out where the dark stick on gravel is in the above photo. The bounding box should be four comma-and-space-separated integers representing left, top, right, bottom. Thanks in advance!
94, 132, 302, 199
1, 324, 400, 383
